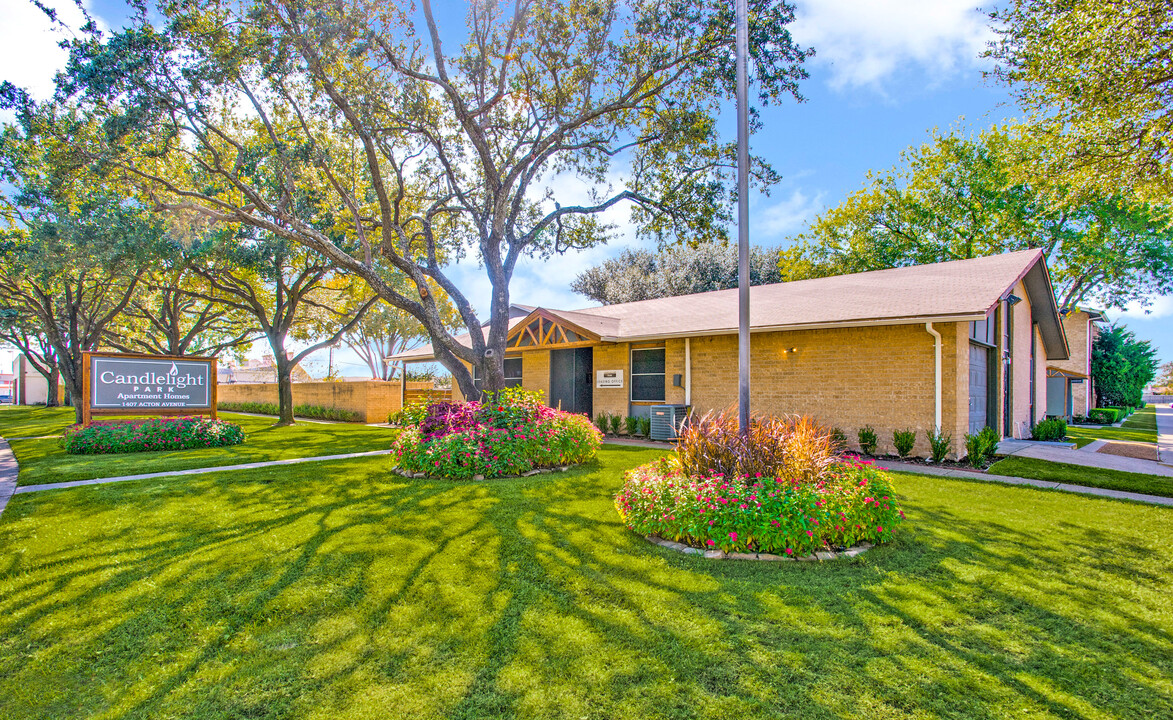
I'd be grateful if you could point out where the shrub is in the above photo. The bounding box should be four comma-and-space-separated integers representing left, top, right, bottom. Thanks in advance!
978, 426, 999, 460
1031, 418, 1068, 442
892, 428, 916, 458
625, 415, 639, 436
609, 414, 622, 435
964, 427, 1000, 468
615, 455, 905, 555
637, 416, 651, 438
1087, 408, 1112, 424
829, 427, 848, 453
389, 399, 430, 426
675, 410, 839, 485
927, 428, 952, 463
595, 411, 610, 434
857, 426, 878, 455
61, 416, 245, 455
1072, 414, 1087, 424
219, 401, 363, 422
393, 391, 603, 479
964, 432, 987, 468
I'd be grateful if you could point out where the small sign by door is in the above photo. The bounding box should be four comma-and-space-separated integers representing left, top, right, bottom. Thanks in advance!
596, 370, 624, 388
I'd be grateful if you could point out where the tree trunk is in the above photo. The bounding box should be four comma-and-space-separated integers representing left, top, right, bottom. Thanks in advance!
45, 367, 60, 409
59, 360, 83, 425
275, 360, 295, 426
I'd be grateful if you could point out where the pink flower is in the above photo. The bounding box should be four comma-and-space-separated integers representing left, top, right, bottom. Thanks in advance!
728, 532, 738, 541
706, 539, 716, 546
785, 548, 794, 555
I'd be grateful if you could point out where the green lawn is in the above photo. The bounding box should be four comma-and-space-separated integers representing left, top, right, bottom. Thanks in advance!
1066, 406, 1158, 447
988, 455, 1173, 498
0, 407, 397, 486
1, 447, 1170, 719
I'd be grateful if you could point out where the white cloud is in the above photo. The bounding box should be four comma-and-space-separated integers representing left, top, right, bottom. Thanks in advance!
754, 188, 823, 238
0, 0, 101, 102
790, 0, 993, 90
1116, 295, 1173, 320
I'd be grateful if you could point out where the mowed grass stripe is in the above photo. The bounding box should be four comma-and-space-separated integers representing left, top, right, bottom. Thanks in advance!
0, 408, 397, 486
0, 447, 1169, 720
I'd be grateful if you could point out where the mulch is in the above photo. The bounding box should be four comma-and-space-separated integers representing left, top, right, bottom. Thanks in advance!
1096, 441, 1159, 461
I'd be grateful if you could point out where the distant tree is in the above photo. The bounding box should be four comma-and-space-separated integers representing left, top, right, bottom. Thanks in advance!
55, 0, 810, 399
104, 249, 257, 358
1155, 361, 1173, 392
778, 128, 1173, 312
343, 284, 461, 381
187, 233, 378, 425
572, 241, 784, 305
987, 0, 1173, 202
1091, 324, 1159, 407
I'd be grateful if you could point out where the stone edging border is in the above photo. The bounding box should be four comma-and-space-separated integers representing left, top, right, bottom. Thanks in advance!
391, 465, 575, 481
645, 534, 874, 561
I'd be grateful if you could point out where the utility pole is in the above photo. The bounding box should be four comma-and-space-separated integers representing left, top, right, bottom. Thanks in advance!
736, 0, 751, 435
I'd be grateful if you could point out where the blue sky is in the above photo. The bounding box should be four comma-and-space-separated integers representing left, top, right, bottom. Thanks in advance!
1, 0, 1168, 375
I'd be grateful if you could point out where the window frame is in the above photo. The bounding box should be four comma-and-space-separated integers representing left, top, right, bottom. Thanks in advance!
474, 355, 524, 390
629, 346, 666, 403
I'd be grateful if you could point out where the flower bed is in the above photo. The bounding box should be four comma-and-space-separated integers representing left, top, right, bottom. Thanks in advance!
615, 411, 905, 556
392, 389, 603, 479
61, 417, 245, 455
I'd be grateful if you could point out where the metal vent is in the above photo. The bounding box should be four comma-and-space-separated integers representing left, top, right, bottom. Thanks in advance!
649, 405, 686, 441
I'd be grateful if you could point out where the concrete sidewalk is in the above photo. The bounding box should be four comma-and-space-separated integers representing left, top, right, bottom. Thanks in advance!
12, 449, 392, 496
999, 432, 1173, 477
0, 439, 16, 518
882, 460, 1173, 507
1157, 403, 1173, 465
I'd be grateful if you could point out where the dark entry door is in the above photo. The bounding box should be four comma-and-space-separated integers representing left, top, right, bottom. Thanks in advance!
969, 344, 989, 434
549, 348, 593, 416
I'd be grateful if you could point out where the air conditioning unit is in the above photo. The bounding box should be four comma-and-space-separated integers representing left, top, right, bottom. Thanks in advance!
649, 405, 687, 441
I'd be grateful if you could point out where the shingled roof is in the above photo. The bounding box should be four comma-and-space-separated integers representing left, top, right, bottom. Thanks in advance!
392, 249, 1069, 361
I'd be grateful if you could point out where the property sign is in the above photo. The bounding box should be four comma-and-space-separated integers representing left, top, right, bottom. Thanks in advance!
82, 351, 218, 424
596, 369, 624, 389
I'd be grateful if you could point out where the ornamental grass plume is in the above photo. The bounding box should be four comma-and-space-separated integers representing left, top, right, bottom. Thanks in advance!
675, 409, 838, 484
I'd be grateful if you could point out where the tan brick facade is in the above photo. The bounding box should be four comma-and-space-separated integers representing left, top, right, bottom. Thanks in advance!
1052, 310, 1096, 416
444, 290, 1059, 457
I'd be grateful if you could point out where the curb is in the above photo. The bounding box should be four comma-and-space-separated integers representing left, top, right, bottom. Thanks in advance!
392, 465, 574, 481
645, 534, 874, 561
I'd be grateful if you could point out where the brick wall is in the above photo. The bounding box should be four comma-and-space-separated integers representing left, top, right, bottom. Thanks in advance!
684, 324, 961, 456
1055, 311, 1093, 415
218, 380, 441, 423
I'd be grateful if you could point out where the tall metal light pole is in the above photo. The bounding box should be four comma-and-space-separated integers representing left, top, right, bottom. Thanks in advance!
735, 0, 751, 435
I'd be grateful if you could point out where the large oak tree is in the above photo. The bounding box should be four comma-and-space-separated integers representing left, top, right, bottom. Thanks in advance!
987, 0, 1173, 203
778, 127, 1173, 312
56, 0, 809, 399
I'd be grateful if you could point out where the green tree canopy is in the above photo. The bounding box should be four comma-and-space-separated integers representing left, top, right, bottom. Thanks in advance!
1091, 324, 1159, 407
987, 0, 1173, 203
187, 232, 378, 425
48, 0, 809, 399
0, 105, 168, 421
571, 241, 783, 305
778, 127, 1173, 312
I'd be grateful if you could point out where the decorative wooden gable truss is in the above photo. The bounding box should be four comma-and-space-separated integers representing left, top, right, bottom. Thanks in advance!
506, 309, 601, 350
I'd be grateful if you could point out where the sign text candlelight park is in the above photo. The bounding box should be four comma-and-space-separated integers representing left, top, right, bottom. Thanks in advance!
82, 352, 218, 423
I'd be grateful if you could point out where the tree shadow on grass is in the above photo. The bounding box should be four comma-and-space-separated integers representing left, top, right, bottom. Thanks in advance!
0, 454, 1170, 719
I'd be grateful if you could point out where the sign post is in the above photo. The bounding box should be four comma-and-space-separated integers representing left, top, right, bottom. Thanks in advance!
82, 351, 218, 425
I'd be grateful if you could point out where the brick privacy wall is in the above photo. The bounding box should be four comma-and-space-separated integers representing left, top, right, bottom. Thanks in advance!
218, 380, 440, 422
684, 323, 965, 457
